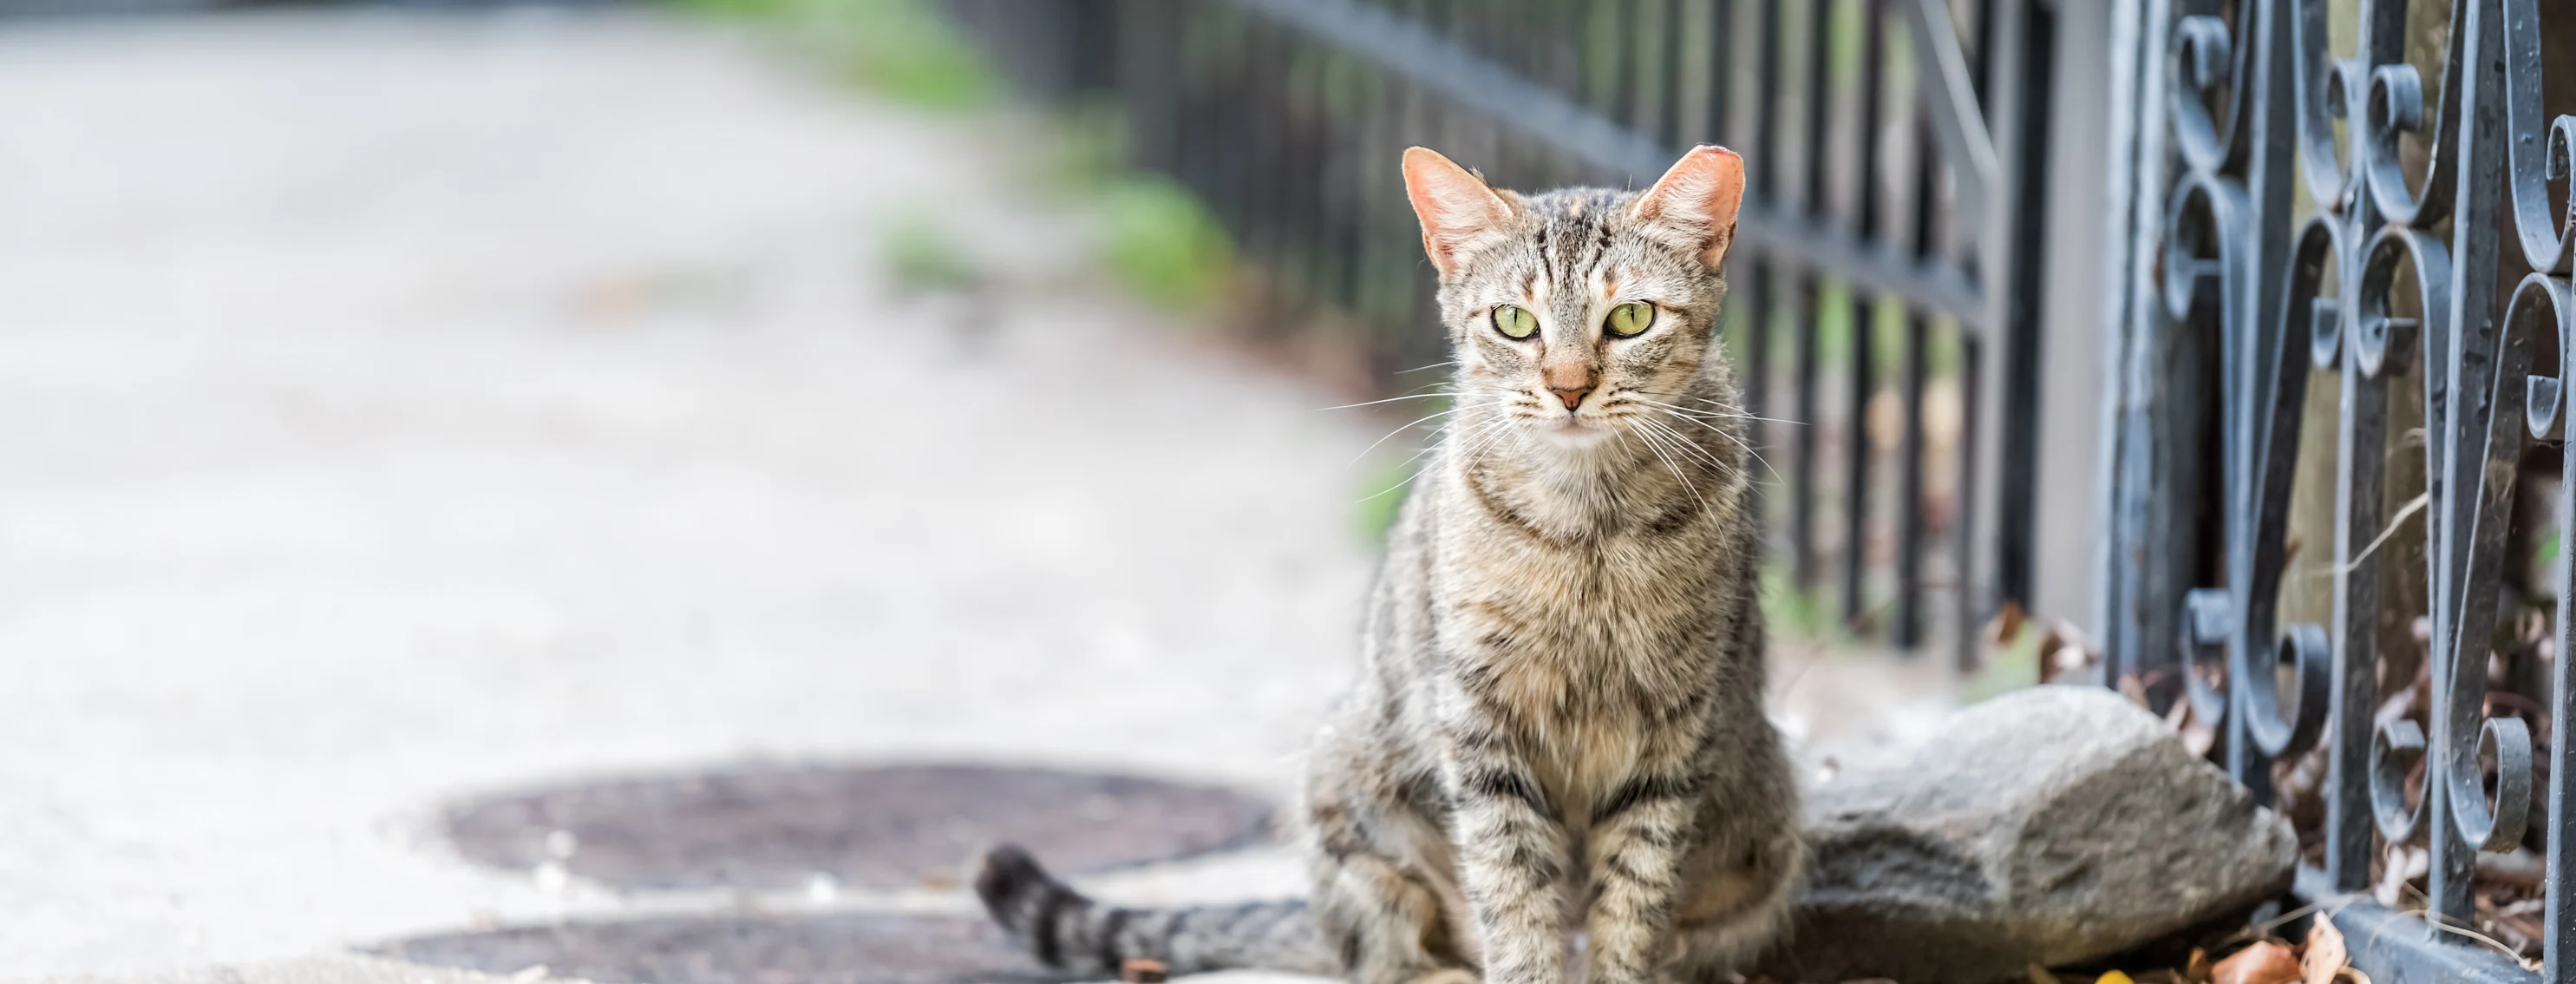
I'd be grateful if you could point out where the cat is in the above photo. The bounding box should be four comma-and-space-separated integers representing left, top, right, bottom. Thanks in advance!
977, 144, 1801, 984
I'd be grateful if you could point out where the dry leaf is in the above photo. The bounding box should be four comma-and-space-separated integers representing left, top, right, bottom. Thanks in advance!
2302, 919, 2348, 984
2121, 672, 2153, 709
2212, 941, 2302, 984
2182, 718, 2219, 758
2187, 946, 2213, 983
1990, 600, 2028, 646
2026, 965, 2061, 984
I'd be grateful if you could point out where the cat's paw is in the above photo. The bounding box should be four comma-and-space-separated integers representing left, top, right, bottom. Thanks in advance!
1404, 970, 1480, 984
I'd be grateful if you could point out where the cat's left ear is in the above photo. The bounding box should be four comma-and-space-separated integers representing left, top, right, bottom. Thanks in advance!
1627, 145, 1746, 269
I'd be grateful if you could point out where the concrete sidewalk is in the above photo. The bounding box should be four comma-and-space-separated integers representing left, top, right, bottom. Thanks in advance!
0, 9, 1380, 976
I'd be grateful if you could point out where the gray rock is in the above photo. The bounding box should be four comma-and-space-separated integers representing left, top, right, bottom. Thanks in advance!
1757, 686, 2297, 984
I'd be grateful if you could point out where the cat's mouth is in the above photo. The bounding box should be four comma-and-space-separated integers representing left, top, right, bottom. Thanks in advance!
1535, 415, 1616, 448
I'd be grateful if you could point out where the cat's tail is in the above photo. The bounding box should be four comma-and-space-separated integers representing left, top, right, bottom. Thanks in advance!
974, 844, 1337, 977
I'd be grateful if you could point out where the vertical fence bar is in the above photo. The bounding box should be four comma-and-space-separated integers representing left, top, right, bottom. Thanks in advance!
1788, 0, 1833, 591
1740, 0, 1782, 523
2429, 0, 2508, 936
1894, 91, 1939, 649
1842, 0, 1889, 626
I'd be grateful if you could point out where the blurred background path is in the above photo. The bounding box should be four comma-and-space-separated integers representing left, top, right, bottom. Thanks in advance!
0, 8, 1391, 973
0, 7, 1950, 979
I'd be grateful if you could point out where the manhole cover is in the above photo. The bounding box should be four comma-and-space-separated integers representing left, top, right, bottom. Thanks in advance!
383, 913, 1057, 984
443, 763, 1274, 891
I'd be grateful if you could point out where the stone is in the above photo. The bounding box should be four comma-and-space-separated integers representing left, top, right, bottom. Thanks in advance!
1757, 686, 2297, 984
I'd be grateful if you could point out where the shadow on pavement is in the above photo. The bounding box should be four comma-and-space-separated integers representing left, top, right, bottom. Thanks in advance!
443, 763, 1279, 892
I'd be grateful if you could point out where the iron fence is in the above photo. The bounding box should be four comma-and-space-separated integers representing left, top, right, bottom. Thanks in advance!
2100, 0, 2576, 979
948, 0, 2058, 665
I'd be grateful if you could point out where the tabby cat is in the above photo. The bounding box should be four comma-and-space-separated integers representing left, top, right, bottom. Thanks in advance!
977, 144, 1801, 984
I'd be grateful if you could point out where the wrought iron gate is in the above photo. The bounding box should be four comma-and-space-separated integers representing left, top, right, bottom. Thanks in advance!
2100, 0, 2576, 979
951, 0, 2058, 665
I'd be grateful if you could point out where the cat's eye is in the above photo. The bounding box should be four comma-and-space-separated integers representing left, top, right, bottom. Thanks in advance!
1605, 302, 1655, 338
1491, 305, 1539, 339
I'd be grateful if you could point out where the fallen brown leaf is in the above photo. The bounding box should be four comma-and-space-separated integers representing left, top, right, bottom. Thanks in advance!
1990, 600, 2027, 646
2212, 941, 2302, 984
2186, 946, 2213, 983
2121, 672, 2153, 709
2027, 965, 2061, 984
2302, 919, 2348, 984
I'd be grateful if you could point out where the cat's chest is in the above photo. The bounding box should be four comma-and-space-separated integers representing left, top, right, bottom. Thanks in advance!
1433, 528, 1722, 718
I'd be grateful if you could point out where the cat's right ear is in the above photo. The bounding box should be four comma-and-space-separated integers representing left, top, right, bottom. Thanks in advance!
1402, 147, 1515, 279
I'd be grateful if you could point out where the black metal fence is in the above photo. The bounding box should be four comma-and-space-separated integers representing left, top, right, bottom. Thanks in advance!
948, 0, 2058, 665
2099, 0, 2576, 979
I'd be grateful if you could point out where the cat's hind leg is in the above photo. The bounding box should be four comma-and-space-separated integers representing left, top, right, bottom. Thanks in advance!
1652, 828, 1802, 984
1305, 794, 1479, 984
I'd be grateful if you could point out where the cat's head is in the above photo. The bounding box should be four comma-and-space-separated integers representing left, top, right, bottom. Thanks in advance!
1402, 145, 1745, 451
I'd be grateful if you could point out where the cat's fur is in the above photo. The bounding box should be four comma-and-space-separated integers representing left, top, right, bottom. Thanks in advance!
977, 146, 1801, 984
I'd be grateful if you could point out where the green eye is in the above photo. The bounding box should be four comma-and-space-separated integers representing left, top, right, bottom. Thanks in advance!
1605, 302, 1655, 338
1491, 305, 1539, 339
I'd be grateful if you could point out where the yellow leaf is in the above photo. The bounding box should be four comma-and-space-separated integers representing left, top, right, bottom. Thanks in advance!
2096, 973, 2137, 984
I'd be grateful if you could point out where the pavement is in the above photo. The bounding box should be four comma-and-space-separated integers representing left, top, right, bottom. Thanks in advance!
0, 8, 1955, 981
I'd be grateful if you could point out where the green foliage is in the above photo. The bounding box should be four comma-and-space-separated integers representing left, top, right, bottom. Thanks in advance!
1097, 175, 1233, 312
1760, 566, 1847, 643
671, 0, 996, 112
1354, 456, 1418, 544
877, 209, 978, 294
1960, 622, 2039, 703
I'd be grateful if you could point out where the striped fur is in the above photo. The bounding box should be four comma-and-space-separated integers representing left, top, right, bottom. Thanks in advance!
975, 845, 1336, 976
977, 146, 1800, 984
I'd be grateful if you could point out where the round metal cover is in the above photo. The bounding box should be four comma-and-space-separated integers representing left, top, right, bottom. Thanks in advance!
383, 913, 1054, 984
442, 763, 1274, 891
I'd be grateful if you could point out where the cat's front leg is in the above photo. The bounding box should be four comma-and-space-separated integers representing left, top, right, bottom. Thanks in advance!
1441, 737, 1568, 984
1580, 773, 1703, 984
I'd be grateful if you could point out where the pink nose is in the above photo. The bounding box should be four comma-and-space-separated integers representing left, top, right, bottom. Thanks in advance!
1546, 383, 1592, 410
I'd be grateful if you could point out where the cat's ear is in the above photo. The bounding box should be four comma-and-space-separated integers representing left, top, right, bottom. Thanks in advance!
1402, 147, 1516, 279
1627, 145, 1747, 269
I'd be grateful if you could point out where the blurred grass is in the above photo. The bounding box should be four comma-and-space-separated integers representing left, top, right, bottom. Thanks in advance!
1762, 566, 1847, 644
670, 0, 994, 111
679, 0, 1236, 313
1096, 176, 1234, 312
1355, 456, 1418, 542
878, 208, 980, 294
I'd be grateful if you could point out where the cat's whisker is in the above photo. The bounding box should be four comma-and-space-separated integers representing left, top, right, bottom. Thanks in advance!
1675, 395, 1804, 426
1631, 395, 1798, 426
1637, 417, 1730, 474
1347, 401, 1520, 467
1651, 406, 1780, 481
1633, 417, 1724, 478
1628, 424, 1706, 511
1456, 414, 1525, 474
1314, 388, 1460, 411
1402, 415, 1511, 469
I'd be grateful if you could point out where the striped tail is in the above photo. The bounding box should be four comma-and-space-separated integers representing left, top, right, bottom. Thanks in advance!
973, 844, 1337, 977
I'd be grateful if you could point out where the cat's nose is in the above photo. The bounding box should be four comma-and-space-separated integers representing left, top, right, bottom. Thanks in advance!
1546, 382, 1593, 410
